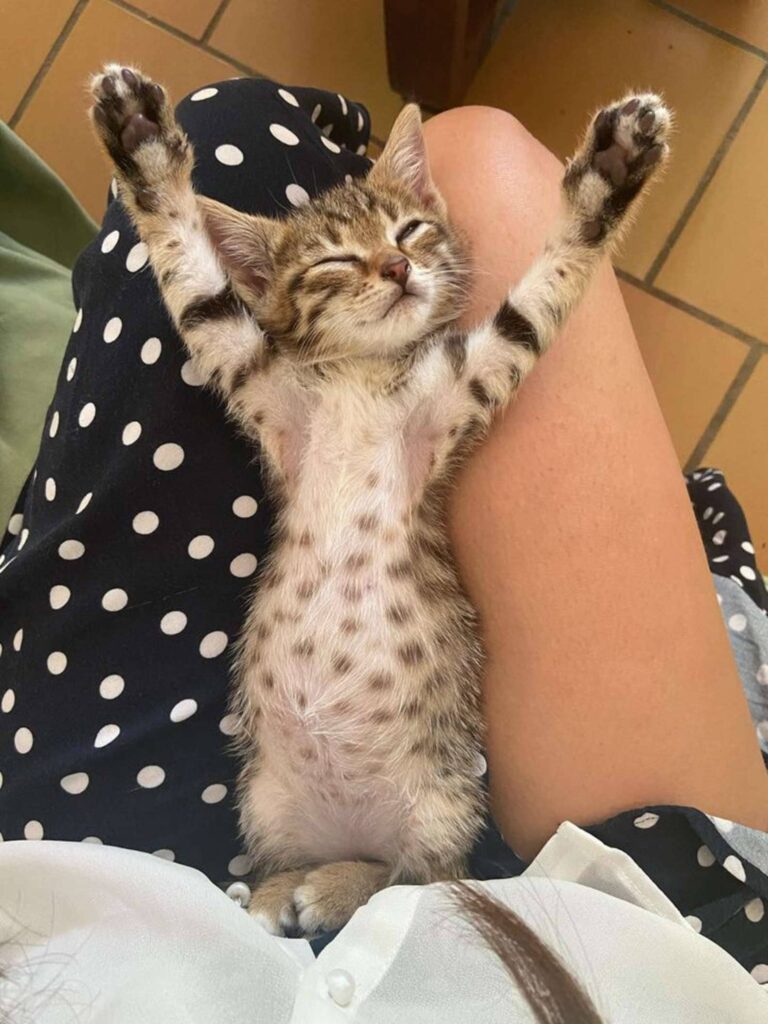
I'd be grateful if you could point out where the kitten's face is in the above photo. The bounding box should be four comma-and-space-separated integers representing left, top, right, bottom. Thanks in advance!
204, 105, 470, 363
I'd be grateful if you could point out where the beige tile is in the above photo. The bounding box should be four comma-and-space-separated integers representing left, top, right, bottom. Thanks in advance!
465, 0, 762, 278
210, 0, 403, 135
0, 0, 78, 121
15, 0, 237, 220
129, 0, 221, 40
703, 355, 768, 571
619, 282, 746, 465
669, 0, 768, 51
656, 85, 768, 340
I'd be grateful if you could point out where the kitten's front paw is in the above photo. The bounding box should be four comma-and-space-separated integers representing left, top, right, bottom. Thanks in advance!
89, 64, 191, 203
565, 93, 672, 243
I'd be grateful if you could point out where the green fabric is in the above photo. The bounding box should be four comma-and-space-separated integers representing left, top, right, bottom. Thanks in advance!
0, 122, 98, 524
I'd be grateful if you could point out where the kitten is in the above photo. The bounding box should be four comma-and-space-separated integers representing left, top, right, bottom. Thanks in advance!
89, 66, 670, 937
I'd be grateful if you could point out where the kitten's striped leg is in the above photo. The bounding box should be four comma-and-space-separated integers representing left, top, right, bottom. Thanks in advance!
88, 64, 268, 395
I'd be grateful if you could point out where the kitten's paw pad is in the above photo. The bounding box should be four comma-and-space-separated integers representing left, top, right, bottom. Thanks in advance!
590, 94, 671, 187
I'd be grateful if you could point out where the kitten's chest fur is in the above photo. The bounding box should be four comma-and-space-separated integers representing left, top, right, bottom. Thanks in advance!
236, 363, 483, 860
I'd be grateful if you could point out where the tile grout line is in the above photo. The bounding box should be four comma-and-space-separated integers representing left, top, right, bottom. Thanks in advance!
616, 269, 768, 351
652, 0, 768, 61
8, 0, 90, 129
645, 61, 768, 286
200, 0, 232, 44
683, 346, 762, 473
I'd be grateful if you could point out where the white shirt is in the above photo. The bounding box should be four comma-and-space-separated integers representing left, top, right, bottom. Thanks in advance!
1, 823, 765, 1022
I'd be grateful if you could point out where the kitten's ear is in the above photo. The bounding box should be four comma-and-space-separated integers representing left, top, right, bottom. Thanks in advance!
198, 196, 283, 304
368, 104, 446, 215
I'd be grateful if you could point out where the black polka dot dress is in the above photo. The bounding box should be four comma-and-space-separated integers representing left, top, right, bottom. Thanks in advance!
1, 78, 767, 982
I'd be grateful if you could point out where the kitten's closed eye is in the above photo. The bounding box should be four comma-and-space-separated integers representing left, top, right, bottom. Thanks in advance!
313, 255, 361, 268
396, 220, 424, 243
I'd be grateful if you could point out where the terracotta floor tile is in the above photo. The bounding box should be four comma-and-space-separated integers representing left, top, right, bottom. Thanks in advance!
0, 0, 78, 121
210, 0, 403, 135
15, 0, 237, 221
667, 0, 768, 51
703, 355, 768, 571
464, 0, 762, 278
129, 0, 222, 40
656, 84, 768, 340
620, 282, 746, 465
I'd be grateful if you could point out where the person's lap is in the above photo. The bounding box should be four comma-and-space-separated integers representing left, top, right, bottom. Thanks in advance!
1, 77, 768, 978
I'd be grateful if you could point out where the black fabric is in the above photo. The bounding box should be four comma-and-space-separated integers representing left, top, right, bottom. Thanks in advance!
1, 78, 766, 982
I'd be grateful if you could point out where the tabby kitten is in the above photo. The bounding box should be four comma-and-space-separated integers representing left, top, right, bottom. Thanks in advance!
89, 66, 670, 937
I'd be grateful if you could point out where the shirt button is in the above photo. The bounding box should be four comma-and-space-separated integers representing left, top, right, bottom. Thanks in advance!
225, 881, 251, 907
326, 968, 356, 1006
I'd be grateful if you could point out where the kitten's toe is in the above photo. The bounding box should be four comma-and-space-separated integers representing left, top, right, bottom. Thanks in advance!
248, 869, 307, 937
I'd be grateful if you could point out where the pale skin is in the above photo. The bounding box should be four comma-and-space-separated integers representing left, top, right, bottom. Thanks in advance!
424, 106, 768, 861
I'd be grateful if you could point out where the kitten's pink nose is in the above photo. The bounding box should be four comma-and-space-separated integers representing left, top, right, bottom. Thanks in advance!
380, 255, 410, 289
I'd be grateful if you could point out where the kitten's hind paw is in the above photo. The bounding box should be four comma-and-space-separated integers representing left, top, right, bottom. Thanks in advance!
564, 93, 672, 245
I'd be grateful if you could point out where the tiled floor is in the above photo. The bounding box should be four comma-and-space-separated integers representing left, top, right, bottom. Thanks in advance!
2, 0, 766, 567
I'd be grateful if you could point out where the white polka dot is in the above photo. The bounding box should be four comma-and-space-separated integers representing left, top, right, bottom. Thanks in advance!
132, 510, 159, 535
49, 410, 59, 437
1, 689, 15, 713
473, 752, 487, 777
188, 534, 215, 559
633, 812, 659, 829
66, 357, 77, 381
47, 651, 67, 675
745, 897, 765, 922
202, 783, 228, 804
101, 229, 120, 253
153, 848, 175, 860
44, 477, 56, 502
751, 963, 768, 984
215, 144, 244, 166
58, 539, 85, 560
219, 713, 239, 736
137, 765, 165, 788
707, 482, 722, 491
122, 421, 142, 446
13, 628, 23, 651
311, 103, 322, 123
356, 110, 364, 132
230, 553, 257, 577
191, 87, 218, 101
742, 541, 755, 554
695, 843, 715, 867
18, 528, 29, 550
712, 511, 725, 524
161, 610, 187, 635
7, 513, 23, 535
102, 588, 128, 612
228, 854, 251, 876
82, 835, 102, 844
712, 529, 727, 545
337, 93, 348, 115
740, 564, 757, 581
344, 174, 353, 185
200, 631, 228, 658
724, 854, 746, 882
14, 727, 33, 754
73, 307, 83, 332
24, 820, 43, 841
712, 555, 729, 563
728, 613, 747, 633
685, 915, 702, 933
269, 123, 299, 146
126, 242, 149, 272
103, 317, 122, 343
140, 337, 162, 364
50, 585, 71, 610
755, 720, 767, 743
77, 492, 93, 514
99, 674, 124, 700
61, 772, 89, 795
278, 87, 299, 107
153, 443, 184, 471
757, 664, 768, 686
111, 176, 118, 198
702, 506, 713, 520
710, 815, 735, 833
286, 183, 310, 207
356, 144, 367, 155
232, 495, 258, 518
78, 402, 96, 427
94, 723, 120, 748
170, 698, 197, 722
321, 135, 341, 153
730, 574, 744, 588
181, 359, 205, 386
